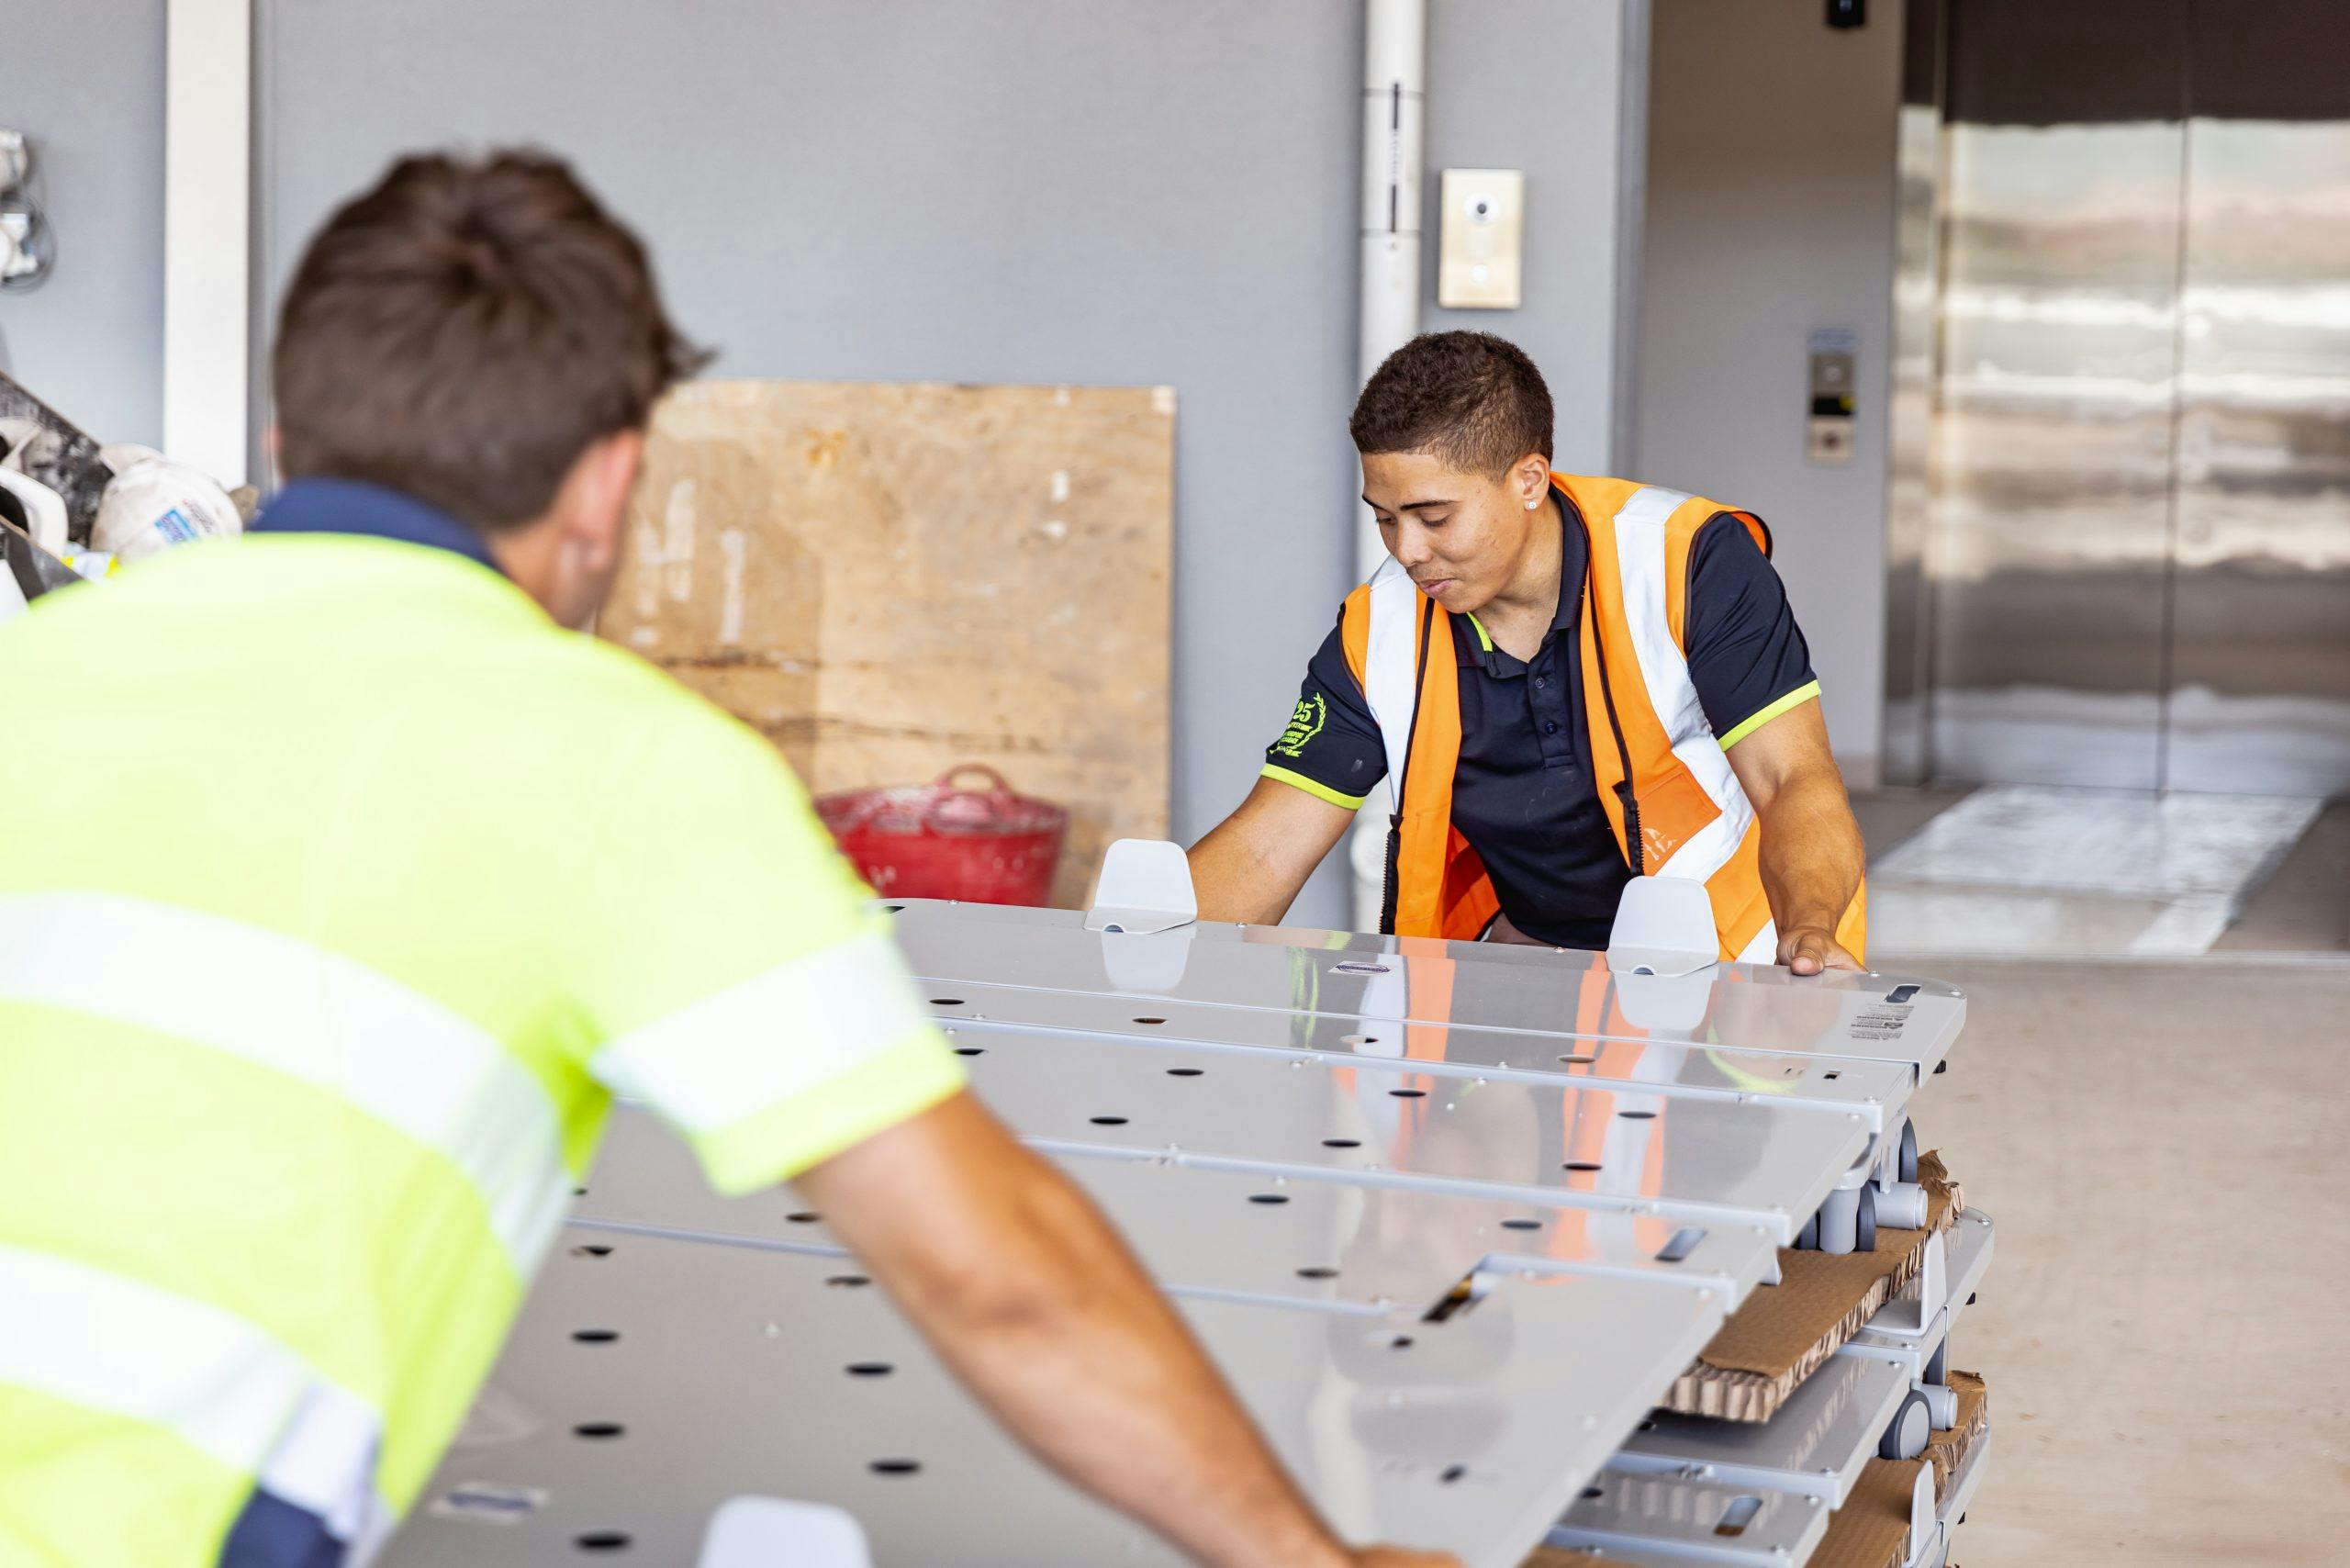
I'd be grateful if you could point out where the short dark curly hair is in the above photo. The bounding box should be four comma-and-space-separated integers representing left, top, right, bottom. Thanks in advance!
1348, 330, 1554, 476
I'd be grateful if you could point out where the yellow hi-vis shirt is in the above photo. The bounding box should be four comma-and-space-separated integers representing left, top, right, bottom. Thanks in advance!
0, 505, 965, 1566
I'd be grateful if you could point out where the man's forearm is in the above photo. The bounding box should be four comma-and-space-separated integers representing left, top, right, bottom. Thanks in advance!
1187, 777, 1352, 927
878, 1139, 1350, 1568
1188, 817, 1296, 925
1757, 766, 1864, 937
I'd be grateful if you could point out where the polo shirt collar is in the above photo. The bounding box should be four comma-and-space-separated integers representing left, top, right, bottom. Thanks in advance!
249, 478, 504, 576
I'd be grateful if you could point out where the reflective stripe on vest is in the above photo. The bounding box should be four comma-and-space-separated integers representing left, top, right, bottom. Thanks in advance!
1359, 557, 1424, 808
1339, 474, 1864, 960
0, 1243, 396, 1557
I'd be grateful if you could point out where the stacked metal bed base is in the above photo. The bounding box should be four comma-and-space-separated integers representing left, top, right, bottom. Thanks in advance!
384, 899, 1992, 1568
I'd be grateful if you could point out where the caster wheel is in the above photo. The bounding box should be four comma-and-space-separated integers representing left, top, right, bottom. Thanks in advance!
1818, 1188, 1860, 1254
1879, 1390, 1930, 1460
1874, 1180, 1930, 1229
1796, 1211, 1820, 1250
1899, 1119, 1919, 1185
1854, 1183, 1878, 1253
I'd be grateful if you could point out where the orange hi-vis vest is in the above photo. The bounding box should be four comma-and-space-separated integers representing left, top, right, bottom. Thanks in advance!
1338, 473, 1867, 963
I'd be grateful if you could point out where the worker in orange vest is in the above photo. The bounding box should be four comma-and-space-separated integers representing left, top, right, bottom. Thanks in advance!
1191, 331, 1867, 971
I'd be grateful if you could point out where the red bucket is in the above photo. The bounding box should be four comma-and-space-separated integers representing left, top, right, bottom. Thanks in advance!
817, 765, 1069, 906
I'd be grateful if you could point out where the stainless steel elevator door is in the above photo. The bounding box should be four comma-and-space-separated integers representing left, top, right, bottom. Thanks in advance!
1909, 0, 2350, 796
1925, 0, 2189, 790
2166, 0, 2350, 795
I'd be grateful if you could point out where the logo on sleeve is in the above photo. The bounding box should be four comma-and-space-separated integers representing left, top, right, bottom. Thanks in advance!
1273, 693, 1327, 758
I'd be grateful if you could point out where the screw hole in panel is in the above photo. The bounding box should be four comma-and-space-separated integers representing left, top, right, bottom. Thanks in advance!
954, 1047, 984, 1056
1166, 1068, 1203, 1077
1133, 1016, 1166, 1025
787, 1211, 822, 1224
573, 1423, 624, 1439
826, 1275, 871, 1289
1248, 1193, 1290, 1205
1501, 1218, 1540, 1231
1557, 1053, 1597, 1066
846, 1363, 894, 1377
1323, 1137, 1361, 1148
1090, 1115, 1129, 1126
571, 1329, 619, 1344
1296, 1266, 1338, 1280
1563, 1160, 1603, 1172
570, 1245, 612, 1258
931, 998, 964, 1006
1439, 1464, 1467, 1484
1654, 1226, 1707, 1263
1617, 1109, 1656, 1120
1581, 1486, 1604, 1500
1389, 1088, 1426, 1099
870, 1460, 922, 1476
575, 1532, 632, 1552
1714, 1495, 1763, 1538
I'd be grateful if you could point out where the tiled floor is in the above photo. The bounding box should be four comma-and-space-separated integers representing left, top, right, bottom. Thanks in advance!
1842, 790, 2350, 1562
1900, 955, 2350, 1566
1852, 788, 2349, 958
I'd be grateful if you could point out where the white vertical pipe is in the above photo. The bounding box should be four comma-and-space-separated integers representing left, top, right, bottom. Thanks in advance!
1350, 0, 1427, 931
162, 0, 252, 486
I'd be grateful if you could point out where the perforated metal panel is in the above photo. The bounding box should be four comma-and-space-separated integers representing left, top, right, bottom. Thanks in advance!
576, 1105, 1782, 1310
890, 901, 1969, 1079
1608, 1352, 1913, 1506
384, 902, 1976, 1567
385, 1229, 1731, 1567
1546, 1469, 1831, 1565
923, 983, 1918, 1127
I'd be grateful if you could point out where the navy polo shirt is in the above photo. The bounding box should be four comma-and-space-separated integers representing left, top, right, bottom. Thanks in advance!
1263, 487, 1819, 948
248, 477, 507, 572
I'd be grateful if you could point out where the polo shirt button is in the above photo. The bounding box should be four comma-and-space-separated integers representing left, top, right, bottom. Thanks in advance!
1544, 721, 1559, 734
1534, 677, 1546, 689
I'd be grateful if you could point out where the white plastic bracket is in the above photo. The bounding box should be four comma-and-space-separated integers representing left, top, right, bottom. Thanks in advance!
1606, 876, 1718, 978
1870, 1227, 1948, 1340
1902, 1468, 1941, 1568
1084, 839, 1198, 936
698, 1496, 870, 1568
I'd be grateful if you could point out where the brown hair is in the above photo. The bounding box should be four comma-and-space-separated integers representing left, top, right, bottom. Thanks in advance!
272, 150, 707, 532
1348, 330, 1553, 476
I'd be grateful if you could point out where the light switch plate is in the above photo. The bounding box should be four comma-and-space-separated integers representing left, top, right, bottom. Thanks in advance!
1438, 168, 1523, 309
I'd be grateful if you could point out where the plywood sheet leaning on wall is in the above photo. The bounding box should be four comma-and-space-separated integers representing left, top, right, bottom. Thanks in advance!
601, 379, 1175, 908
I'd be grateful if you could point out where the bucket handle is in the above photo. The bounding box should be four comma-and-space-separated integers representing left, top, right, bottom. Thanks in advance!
937, 763, 1014, 796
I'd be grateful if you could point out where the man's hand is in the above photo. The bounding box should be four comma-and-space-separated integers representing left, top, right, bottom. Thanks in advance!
800, 1091, 1436, 1568
1776, 924, 1862, 976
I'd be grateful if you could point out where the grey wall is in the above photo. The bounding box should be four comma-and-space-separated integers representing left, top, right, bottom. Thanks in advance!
0, 1, 1637, 928
0, 0, 165, 446
1633, 0, 1905, 780
260, 0, 1638, 926
1423, 0, 1642, 478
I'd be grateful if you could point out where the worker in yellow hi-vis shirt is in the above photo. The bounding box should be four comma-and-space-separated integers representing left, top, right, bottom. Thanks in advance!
0, 150, 1453, 1568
